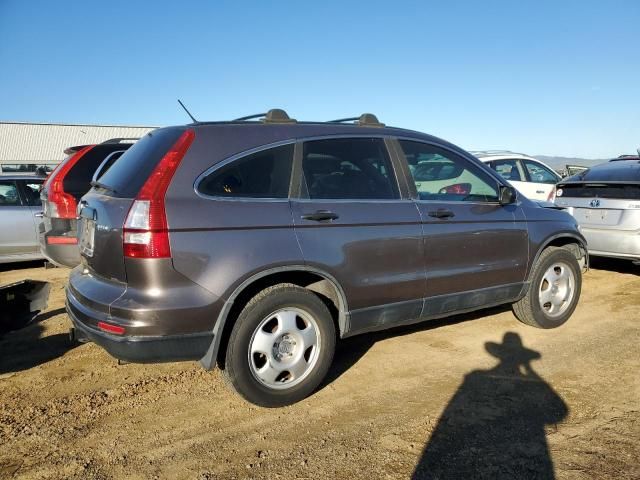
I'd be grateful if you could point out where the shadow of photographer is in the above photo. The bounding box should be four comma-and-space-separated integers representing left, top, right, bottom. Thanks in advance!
412, 332, 568, 479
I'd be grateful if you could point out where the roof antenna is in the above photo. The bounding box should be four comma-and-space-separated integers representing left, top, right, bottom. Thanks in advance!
177, 99, 198, 123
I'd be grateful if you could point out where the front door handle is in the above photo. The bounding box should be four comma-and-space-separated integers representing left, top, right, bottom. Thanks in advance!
301, 210, 339, 222
34, 212, 44, 218
428, 208, 455, 219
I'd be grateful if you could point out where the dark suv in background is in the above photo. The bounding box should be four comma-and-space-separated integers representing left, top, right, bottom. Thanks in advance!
40, 139, 136, 267
66, 110, 586, 407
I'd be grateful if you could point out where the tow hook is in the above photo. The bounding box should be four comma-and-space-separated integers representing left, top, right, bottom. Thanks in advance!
69, 327, 90, 344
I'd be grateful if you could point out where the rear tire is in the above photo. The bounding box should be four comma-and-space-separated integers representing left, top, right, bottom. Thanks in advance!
512, 247, 581, 328
224, 283, 336, 407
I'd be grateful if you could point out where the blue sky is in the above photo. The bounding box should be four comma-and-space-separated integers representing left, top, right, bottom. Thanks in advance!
1, 0, 638, 158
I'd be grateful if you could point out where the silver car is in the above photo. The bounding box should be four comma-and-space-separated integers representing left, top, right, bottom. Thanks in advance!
555, 159, 640, 263
0, 174, 45, 263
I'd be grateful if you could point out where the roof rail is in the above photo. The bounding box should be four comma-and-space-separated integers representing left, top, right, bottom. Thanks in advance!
470, 150, 515, 155
232, 109, 297, 124
232, 112, 267, 121
328, 113, 384, 127
101, 137, 139, 144
328, 116, 360, 123
470, 150, 531, 157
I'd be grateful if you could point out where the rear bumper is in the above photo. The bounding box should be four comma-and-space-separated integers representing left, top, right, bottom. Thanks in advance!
39, 220, 81, 268
66, 289, 213, 363
66, 264, 222, 363
580, 227, 640, 260
41, 240, 81, 268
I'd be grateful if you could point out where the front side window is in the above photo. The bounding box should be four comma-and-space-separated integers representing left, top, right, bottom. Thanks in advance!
301, 138, 398, 200
198, 144, 294, 198
489, 159, 524, 182
0, 181, 21, 206
399, 141, 499, 202
523, 160, 558, 184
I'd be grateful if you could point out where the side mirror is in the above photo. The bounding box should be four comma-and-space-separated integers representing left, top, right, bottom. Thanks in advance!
499, 185, 517, 205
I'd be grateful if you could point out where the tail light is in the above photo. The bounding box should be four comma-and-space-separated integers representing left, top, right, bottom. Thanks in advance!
547, 186, 557, 202
45, 145, 94, 218
123, 129, 195, 258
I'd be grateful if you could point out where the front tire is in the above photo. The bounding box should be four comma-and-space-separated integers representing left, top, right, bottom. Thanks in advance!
512, 247, 582, 328
224, 283, 336, 407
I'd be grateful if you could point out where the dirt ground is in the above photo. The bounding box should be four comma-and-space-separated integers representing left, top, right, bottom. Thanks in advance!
0, 259, 638, 480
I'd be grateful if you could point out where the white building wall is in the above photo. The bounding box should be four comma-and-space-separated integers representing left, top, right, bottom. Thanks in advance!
0, 122, 157, 166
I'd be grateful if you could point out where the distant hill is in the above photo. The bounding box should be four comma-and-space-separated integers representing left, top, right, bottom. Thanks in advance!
534, 155, 607, 171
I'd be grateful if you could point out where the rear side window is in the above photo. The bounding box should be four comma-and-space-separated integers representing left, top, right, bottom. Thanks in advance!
301, 138, 398, 200
23, 181, 43, 206
489, 159, 524, 182
399, 141, 499, 202
523, 160, 558, 184
198, 144, 294, 198
98, 129, 184, 197
0, 181, 21, 206
95, 150, 126, 181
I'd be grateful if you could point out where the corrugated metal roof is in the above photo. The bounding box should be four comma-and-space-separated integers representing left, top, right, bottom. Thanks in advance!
0, 122, 158, 165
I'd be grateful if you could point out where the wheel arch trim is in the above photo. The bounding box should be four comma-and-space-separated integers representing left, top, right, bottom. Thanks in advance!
199, 265, 349, 370
527, 232, 588, 283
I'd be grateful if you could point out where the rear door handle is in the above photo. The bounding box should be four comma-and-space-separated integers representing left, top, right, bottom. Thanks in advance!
301, 210, 339, 222
536, 190, 544, 194
428, 208, 455, 219
34, 212, 44, 218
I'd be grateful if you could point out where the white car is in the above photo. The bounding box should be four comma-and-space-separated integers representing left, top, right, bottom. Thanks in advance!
0, 174, 45, 263
471, 151, 561, 202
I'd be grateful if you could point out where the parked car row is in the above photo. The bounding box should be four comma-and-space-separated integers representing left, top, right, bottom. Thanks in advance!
0, 139, 136, 264
474, 150, 640, 264
39, 138, 136, 267
472, 151, 561, 202
555, 159, 640, 263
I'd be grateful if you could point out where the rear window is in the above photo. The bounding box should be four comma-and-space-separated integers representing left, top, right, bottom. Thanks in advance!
63, 144, 132, 195
557, 183, 640, 199
97, 128, 184, 197
565, 162, 640, 183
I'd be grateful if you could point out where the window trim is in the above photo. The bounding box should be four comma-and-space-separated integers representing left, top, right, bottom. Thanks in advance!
392, 137, 510, 205
194, 140, 296, 202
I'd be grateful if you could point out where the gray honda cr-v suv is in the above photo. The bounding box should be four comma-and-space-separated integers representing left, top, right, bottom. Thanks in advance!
66, 110, 586, 407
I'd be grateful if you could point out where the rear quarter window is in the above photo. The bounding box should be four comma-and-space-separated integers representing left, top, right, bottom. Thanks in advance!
197, 144, 294, 198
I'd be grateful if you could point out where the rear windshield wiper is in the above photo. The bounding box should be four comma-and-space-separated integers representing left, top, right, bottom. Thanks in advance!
90, 180, 117, 194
